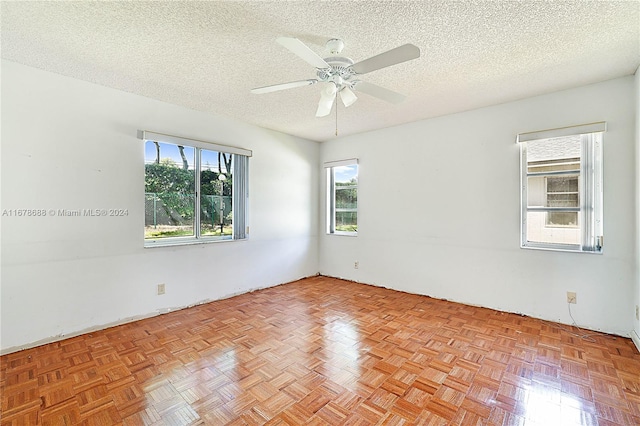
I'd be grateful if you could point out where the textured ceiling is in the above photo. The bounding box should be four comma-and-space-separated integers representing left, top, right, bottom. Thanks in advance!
2, 1, 639, 142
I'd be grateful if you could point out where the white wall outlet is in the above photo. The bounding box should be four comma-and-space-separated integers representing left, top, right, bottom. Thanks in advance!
567, 291, 577, 304
354, 261, 359, 269
636, 305, 639, 320
157, 284, 166, 295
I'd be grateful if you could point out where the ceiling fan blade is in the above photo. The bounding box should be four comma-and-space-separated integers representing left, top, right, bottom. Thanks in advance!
352, 81, 406, 104
339, 86, 357, 107
316, 84, 337, 117
351, 44, 420, 75
250, 79, 317, 94
277, 37, 330, 69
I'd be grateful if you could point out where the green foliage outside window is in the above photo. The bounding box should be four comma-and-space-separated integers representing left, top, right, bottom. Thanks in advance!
145, 161, 232, 238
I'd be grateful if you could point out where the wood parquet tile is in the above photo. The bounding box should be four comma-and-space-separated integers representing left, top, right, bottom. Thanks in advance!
2, 276, 640, 425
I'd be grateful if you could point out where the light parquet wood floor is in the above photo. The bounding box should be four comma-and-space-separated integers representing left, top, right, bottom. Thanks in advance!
2, 276, 640, 425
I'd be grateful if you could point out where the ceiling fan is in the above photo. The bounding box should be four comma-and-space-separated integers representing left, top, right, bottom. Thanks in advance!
251, 37, 420, 117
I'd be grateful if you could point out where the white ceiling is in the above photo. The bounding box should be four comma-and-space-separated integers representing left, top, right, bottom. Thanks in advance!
2, 1, 639, 142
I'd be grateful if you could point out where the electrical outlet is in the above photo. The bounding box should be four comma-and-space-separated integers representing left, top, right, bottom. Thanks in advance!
567, 291, 577, 304
354, 261, 359, 269
157, 284, 166, 295
636, 305, 639, 320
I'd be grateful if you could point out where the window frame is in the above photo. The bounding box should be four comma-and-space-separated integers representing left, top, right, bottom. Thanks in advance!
325, 158, 358, 236
518, 123, 604, 253
139, 130, 251, 248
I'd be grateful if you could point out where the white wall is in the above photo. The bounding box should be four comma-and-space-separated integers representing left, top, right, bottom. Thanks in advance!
320, 76, 636, 336
0, 61, 319, 353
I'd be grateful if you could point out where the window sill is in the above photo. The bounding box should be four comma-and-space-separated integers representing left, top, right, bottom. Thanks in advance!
521, 244, 602, 254
144, 236, 239, 248
327, 232, 358, 237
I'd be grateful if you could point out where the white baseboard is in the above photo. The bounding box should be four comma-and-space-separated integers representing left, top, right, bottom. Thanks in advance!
0, 275, 316, 356
632, 329, 640, 354
0, 311, 161, 356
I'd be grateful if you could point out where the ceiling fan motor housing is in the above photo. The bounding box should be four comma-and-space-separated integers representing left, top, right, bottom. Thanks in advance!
326, 38, 345, 55
317, 57, 355, 88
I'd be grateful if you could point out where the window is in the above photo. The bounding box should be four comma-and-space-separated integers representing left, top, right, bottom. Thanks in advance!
139, 131, 251, 247
325, 159, 358, 235
518, 122, 604, 252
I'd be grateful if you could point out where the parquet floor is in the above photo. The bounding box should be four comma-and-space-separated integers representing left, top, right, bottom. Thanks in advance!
2, 276, 640, 425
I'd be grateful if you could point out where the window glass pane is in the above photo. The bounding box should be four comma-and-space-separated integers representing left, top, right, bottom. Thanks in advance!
546, 193, 579, 207
547, 176, 578, 194
528, 174, 580, 208
528, 175, 579, 227
526, 136, 581, 165
526, 176, 546, 207
333, 165, 358, 233
546, 176, 579, 228
525, 136, 582, 243
526, 211, 581, 245
200, 149, 233, 239
335, 187, 357, 210
334, 165, 357, 185
336, 212, 357, 232
547, 212, 578, 227
144, 141, 195, 239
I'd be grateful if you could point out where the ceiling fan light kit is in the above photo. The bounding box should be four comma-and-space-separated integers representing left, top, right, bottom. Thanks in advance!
339, 86, 358, 108
251, 37, 420, 120
317, 83, 338, 117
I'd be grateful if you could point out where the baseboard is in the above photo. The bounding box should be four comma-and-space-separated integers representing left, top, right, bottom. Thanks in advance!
0, 311, 162, 356
632, 329, 640, 354
5, 274, 637, 356
0, 296, 242, 356
1, 275, 315, 356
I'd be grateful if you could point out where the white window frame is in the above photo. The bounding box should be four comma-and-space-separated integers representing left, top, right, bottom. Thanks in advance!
325, 158, 358, 236
139, 130, 251, 247
518, 123, 604, 253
